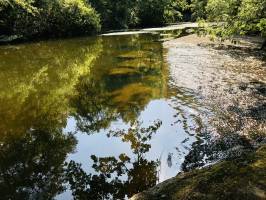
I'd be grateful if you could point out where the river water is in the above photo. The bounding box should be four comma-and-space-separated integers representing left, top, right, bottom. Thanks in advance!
0, 29, 265, 199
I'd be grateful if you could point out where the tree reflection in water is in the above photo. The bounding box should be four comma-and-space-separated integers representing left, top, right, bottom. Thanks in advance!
0, 36, 102, 199
61, 34, 172, 199
3, 31, 264, 199
65, 120, 162, 199
70, 34, 168, 134
0, 129, 76, 200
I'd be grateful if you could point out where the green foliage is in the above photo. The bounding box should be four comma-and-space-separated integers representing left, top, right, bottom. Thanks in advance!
236, 0, 266, 36
89, 0, 138, 29
89, 0, 189, 29
137, 0, 170, 26
0, 0, 101, 38
206, 0, 240, 22
190, 0, 208, 20
194, 0, 266, 39
0, 0, 191, 38
137, 0, 188, 27
2, 0, 265, 44
258, 18, 266, 37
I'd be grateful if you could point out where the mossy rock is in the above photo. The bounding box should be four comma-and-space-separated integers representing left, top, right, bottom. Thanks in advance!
131, 145, 266, 200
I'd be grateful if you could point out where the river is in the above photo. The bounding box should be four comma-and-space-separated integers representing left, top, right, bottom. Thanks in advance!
0, 27, 265, 199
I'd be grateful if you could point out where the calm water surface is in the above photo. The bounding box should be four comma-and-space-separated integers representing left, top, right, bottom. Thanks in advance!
0, 30, 265, 199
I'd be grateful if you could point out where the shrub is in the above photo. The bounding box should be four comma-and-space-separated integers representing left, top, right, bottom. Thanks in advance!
0, 0, 101, 39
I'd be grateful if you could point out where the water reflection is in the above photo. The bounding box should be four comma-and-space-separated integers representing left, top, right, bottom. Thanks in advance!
71, 34, 168, 133
65, 121, 161, 199
0, 37, 102, 136
0, 32, 211, 199
60, 33, 210, 199
1, 30, 264, 199
0, 129, 76, 200
0, 37, 102, 199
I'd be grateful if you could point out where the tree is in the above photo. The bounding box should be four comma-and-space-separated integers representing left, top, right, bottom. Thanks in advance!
89, 0, 138, 29
137, 0, 187, 27
190, 0, 208, 20
0, 0, 101, 39
205, 0, 266, 40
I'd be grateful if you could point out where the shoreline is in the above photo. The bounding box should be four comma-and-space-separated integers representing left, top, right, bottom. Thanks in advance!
131, 145, 266, 200
131, 34, 266, 200
0, 23, 198, 45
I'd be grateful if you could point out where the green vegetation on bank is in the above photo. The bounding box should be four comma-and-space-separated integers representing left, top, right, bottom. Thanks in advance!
0, 0, 101, 39
203, 0, 266, 40
0, 0, 265, 43
0, 0, 190, 40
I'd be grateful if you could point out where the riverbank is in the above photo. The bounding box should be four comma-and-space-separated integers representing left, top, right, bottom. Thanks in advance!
164, 34, 265, 138
131, 145, 266, 200
131, 34, 266, 199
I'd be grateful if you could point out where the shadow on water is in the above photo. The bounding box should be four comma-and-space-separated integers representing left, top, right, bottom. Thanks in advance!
170, 44, 266, 173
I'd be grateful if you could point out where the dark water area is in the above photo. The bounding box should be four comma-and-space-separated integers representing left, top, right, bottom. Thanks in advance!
0, 29, 265, 199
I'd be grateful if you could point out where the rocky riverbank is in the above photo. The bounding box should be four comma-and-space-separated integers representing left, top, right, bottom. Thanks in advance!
131, 34, 266, 200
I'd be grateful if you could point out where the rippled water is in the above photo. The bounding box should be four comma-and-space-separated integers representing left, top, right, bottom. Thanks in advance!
0, 29, 265, 199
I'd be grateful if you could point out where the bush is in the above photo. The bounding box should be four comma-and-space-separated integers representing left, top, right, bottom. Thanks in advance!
205, 0, 266, 38
0, 0, 101, 39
